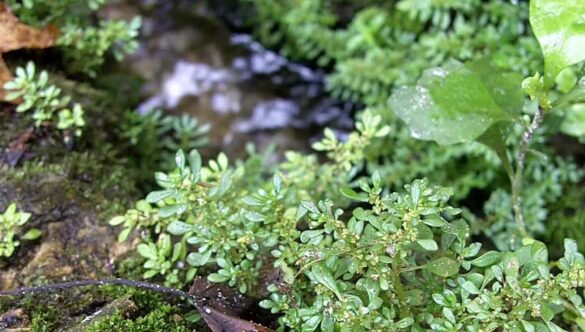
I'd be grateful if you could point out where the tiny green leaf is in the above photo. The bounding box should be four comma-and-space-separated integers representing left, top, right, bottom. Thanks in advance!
189, 150, 202, 182
146, 190, 173, 204
108, 216, 126, 226
416, 239, 438, 251
470, 251, 501, 267
167, 221, 195, 235
311, 264, 342, 299
137, 244, 157, 260
424, 257, 459, 277
21, 228, 41, 240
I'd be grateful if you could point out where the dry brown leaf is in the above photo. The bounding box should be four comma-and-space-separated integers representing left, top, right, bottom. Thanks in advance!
199, 305, 273, 332
0, 59, 11, 101
0, 2, 59, 102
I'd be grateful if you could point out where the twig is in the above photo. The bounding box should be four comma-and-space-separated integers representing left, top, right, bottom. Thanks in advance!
512, 106, 544, 237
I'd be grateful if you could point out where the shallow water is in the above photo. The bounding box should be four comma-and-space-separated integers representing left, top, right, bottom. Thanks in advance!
102, 0, 354, 158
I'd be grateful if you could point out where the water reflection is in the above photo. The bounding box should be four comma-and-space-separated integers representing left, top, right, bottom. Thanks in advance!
104, 0, 354, 158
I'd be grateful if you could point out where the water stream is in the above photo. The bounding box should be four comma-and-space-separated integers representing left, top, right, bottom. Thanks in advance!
102, 0, 354, 158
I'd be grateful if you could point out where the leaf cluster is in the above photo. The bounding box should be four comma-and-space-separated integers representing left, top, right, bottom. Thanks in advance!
110, 111, 390, 288
0, 203, 40, 258
4, 62, 86, 136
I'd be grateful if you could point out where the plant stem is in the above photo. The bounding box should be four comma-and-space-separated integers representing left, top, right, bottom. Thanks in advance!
512, 106, 544, 237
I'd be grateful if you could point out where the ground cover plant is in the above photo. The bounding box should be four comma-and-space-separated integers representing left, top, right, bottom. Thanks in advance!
0, 0, 584, 331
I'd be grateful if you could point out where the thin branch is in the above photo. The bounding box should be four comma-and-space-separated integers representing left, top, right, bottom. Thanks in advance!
512, 106, 544, 237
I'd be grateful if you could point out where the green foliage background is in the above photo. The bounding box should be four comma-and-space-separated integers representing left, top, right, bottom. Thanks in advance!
2, 0, 585, 331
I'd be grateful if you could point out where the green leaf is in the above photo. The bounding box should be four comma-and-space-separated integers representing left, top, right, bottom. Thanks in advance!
416, 239, 438, 251
137, 244, 157, 260
146, 190, 173, 204
167, 221, 195, 235
311, 264, 342, 299
21, 228, 41, 240
159, 204, 187, 218
390, 60, 522, 145
339, 187, 368, 201
273, 173, 282, 193
244, 211, 266, 222
108, 216, 126, 226
423, 216, 443, 227
530, 0, 585, 86
208, 273, 230, 283
444, 219, 470, 244
470, 251, 501, 267
118, 228, 132, 242
187, 250, 212, 267
561, 104, 585, 137
424, 257, 459, 277
189, 150, 202, 182
461, 281, 480, 294
395, 317, 414, 329
175, 149, 186, 170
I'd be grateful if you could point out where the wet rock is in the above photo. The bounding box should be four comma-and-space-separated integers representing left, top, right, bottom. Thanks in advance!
0, 171, 135, 290
103, 0, 354, 159
0, 308, 29, 330
64, 297, 138, 332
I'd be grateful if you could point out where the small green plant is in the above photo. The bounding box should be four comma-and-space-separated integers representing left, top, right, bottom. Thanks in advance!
110, 110, 390, 287
58, 17, 141, 76
123, 110, 211, 172
4, 62, 86, 136
260, 179, 585, 331
5, 0, 107, 26
0, 203, 41, 258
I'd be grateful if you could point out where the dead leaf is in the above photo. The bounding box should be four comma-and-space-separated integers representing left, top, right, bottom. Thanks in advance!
0, 59, 11, 101
198, 305, 273, 332
189, 277, 274, 332
2, 127, 34, 166
0, 2, 59, 102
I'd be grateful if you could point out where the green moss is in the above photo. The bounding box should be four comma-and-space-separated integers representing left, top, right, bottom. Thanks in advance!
84, 304, 195, 332
0, 284, 202, 331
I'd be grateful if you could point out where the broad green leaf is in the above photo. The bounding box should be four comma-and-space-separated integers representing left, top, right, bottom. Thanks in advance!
424, 257, 459, 277
530, 0, 585, 86
390, 60, 523, 145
